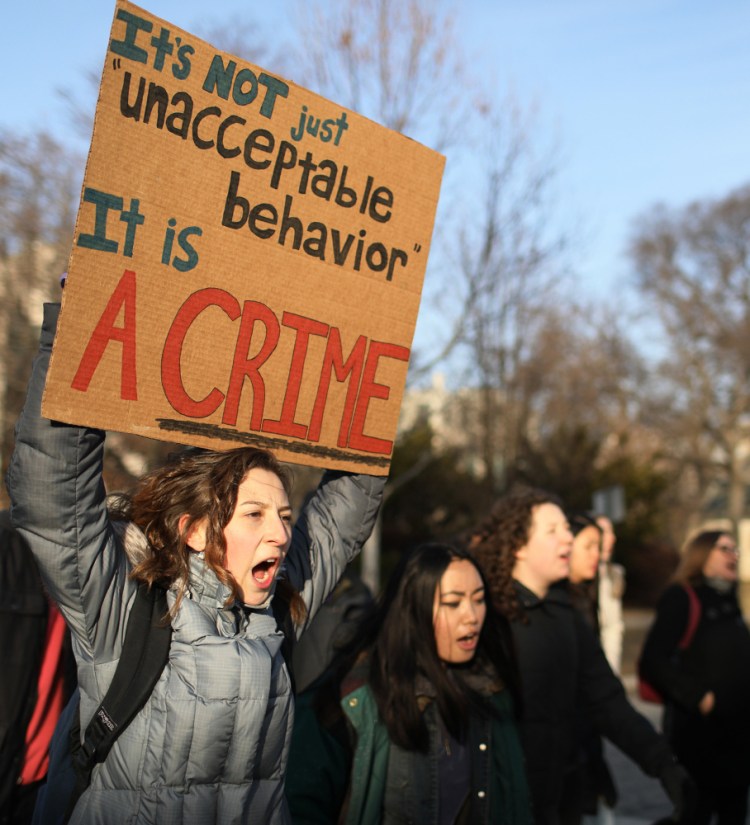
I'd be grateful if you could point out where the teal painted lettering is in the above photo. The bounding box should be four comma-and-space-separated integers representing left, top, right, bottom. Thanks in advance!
172, 227, 202, 272
333, 111, 349, 146
290, 107, 348, 145
319, 119, 334, 142
257, 73, 289, 118
203, 55, 235, 99
150, 27, 174, 72
173, 43, 194, 80
232, 68, 258, 106
77, 189, 124, 253
162, 221, 201, 270
162, 218, 177, 264
306, 115, 321, 139
110, 10, 152, 64
120, 199, 145, 257
202, 60, 287, 117
290, 106, 308, 141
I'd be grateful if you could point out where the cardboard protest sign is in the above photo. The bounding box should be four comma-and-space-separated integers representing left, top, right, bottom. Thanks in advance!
43, 0, 444, 474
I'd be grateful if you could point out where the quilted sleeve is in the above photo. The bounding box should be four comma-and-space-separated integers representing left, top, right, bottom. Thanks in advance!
285, 470, 386, 637
7, 303, 133, 663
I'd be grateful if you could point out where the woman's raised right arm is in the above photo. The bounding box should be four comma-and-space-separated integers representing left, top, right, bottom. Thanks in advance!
6, 303, 130, 658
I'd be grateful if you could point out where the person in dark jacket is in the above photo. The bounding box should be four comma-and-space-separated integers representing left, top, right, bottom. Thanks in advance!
0, 510, 75, 825
565, 511, 617, 825
639, 529, 750, 825
291, 564, 373, 694
468, 488, 694, 825
286, 542, 533, 824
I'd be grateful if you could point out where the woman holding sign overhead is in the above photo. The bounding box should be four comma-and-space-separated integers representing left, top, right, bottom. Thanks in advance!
7, 298, 385, 825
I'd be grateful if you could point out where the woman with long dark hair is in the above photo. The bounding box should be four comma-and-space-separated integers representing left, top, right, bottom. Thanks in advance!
286, 542, 532, 824
639, 530, 750, 825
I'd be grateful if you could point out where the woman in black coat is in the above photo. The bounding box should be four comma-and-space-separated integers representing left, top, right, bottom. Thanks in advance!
639, 530, 750, 825
469, 489, 692, 825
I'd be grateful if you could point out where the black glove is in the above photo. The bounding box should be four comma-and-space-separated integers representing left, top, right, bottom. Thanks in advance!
658, 761, 696, 823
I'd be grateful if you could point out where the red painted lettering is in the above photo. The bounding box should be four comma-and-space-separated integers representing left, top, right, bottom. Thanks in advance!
162, 288, 240, 417
263, 312, 328, 438
223, 301, 280, 429
72, 269, 138, 400
347, 340, 409, 454
308, 328, 367, 445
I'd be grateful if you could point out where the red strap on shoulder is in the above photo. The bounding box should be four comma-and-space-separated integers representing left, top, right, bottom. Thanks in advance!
677, 584, 701, 649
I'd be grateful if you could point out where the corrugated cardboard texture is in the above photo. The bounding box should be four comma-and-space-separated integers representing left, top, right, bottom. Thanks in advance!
43, 0, 445, 474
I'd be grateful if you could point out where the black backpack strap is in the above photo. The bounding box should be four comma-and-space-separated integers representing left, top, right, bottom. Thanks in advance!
67, 582, 171, 817
271, 593, 297, 692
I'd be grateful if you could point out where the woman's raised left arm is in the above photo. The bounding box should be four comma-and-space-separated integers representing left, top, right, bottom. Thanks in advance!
285, 471, 386, 635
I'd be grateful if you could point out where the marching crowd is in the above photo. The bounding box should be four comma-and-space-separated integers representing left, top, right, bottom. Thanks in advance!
2, 298, 750, 825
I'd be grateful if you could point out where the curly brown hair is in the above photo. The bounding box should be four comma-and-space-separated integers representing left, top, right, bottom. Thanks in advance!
110, 447, 305, 622
468, 488, 562, 621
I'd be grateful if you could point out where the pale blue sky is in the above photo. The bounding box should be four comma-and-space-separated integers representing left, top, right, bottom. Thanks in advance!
461, 0, 750, 294
3, 0, 749, 305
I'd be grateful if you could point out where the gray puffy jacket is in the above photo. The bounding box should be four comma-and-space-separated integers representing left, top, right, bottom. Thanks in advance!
7, 303, 386, 824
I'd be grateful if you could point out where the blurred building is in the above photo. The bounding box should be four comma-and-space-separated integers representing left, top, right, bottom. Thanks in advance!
397, 372, 498, 479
